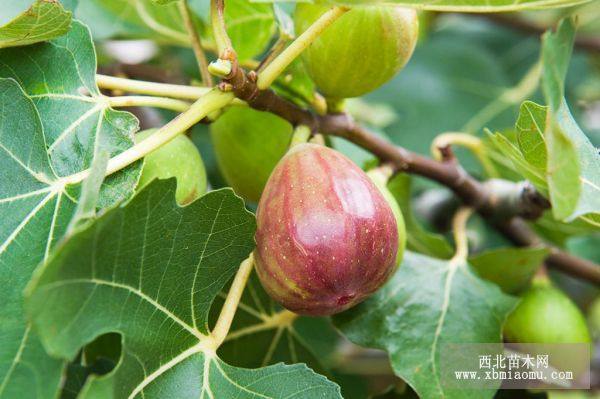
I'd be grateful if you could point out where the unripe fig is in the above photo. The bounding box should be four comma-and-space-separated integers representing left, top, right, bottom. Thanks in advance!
504, 278, 591, 344
366, 168, 406, 265
294, 4, 418, 99
136, 130, 207, 205
254, 143, 399, 316
210, 106, 293, 202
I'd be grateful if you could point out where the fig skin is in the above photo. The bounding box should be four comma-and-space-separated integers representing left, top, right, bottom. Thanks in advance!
294, 4, 418, 99
211, 106, 293, 202
504, 278, 591, 344
254, 143, 399, 316
367, 168, 406, 266
136, 130, 207, 205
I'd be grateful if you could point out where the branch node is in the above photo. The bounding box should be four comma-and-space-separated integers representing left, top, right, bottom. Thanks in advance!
437, 144, 456, 163
218, 82, 233, 92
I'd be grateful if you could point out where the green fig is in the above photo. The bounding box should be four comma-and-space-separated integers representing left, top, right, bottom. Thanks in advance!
367, 168, 406, 266
210, 106, 293, 202
504, 278, 591, 344
294, 4, 418, 100
136, 130, 207, 205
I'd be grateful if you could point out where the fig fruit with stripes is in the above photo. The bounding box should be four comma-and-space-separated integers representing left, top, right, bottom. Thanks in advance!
254, 143, 399, 315
294, 4, 418, 99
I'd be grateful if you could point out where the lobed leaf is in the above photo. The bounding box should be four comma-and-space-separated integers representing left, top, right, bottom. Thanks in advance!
0, 0, 72, 48
27, 181, 341, 398
0, 78, 76, 399
0, 20, 142, 209
0, 20, 142, 397
540, 18, 600, 225
334, 251, 517, 399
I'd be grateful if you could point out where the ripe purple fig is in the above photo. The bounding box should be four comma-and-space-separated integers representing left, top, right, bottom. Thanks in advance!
254, 143, 399, 316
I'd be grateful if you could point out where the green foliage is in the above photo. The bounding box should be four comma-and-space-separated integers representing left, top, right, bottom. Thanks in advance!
0, 2, 598, 398
0, 21, 142, 208
0, 0, 72, 48
334, 251, 517, 399
27, 180, 341, 397
216, 272, 340, 374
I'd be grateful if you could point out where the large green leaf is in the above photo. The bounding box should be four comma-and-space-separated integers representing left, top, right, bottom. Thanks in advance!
0, 78, 76, 398
0, 20, 142, 209
76, 0, 275, 61
0, 20, 142, 397
0, 0, 72, 48
328, 0, 592, 12
27, 181, 342, 398
334, 251, 517, 399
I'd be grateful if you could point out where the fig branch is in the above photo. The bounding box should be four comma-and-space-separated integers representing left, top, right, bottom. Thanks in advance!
219, 62, 600, 285
59, 89, 234, 186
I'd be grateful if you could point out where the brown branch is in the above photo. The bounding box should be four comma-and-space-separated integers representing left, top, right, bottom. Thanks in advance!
496, 219, 600, 284
477, 14, 600, 53
222, 64, 598, 285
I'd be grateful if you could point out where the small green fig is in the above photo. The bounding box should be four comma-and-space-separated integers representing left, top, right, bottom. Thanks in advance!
136, 130, 207, 205
254, 143, 399, 316
294, 4, 418, 99
210, 106, 293, 202
504, 278, 591, 344
367, 168, 406, 265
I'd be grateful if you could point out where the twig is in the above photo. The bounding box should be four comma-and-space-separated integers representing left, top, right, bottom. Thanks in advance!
178, 0, 213, 86
210, 0, 234, 58
97, 74, 210, 100
220, 63, 600, 284
107, 95, 191, 113
59, 89, 234, 186
256, 7, 348, 90
477, 14, 600, 53
496, 219, 600, 284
